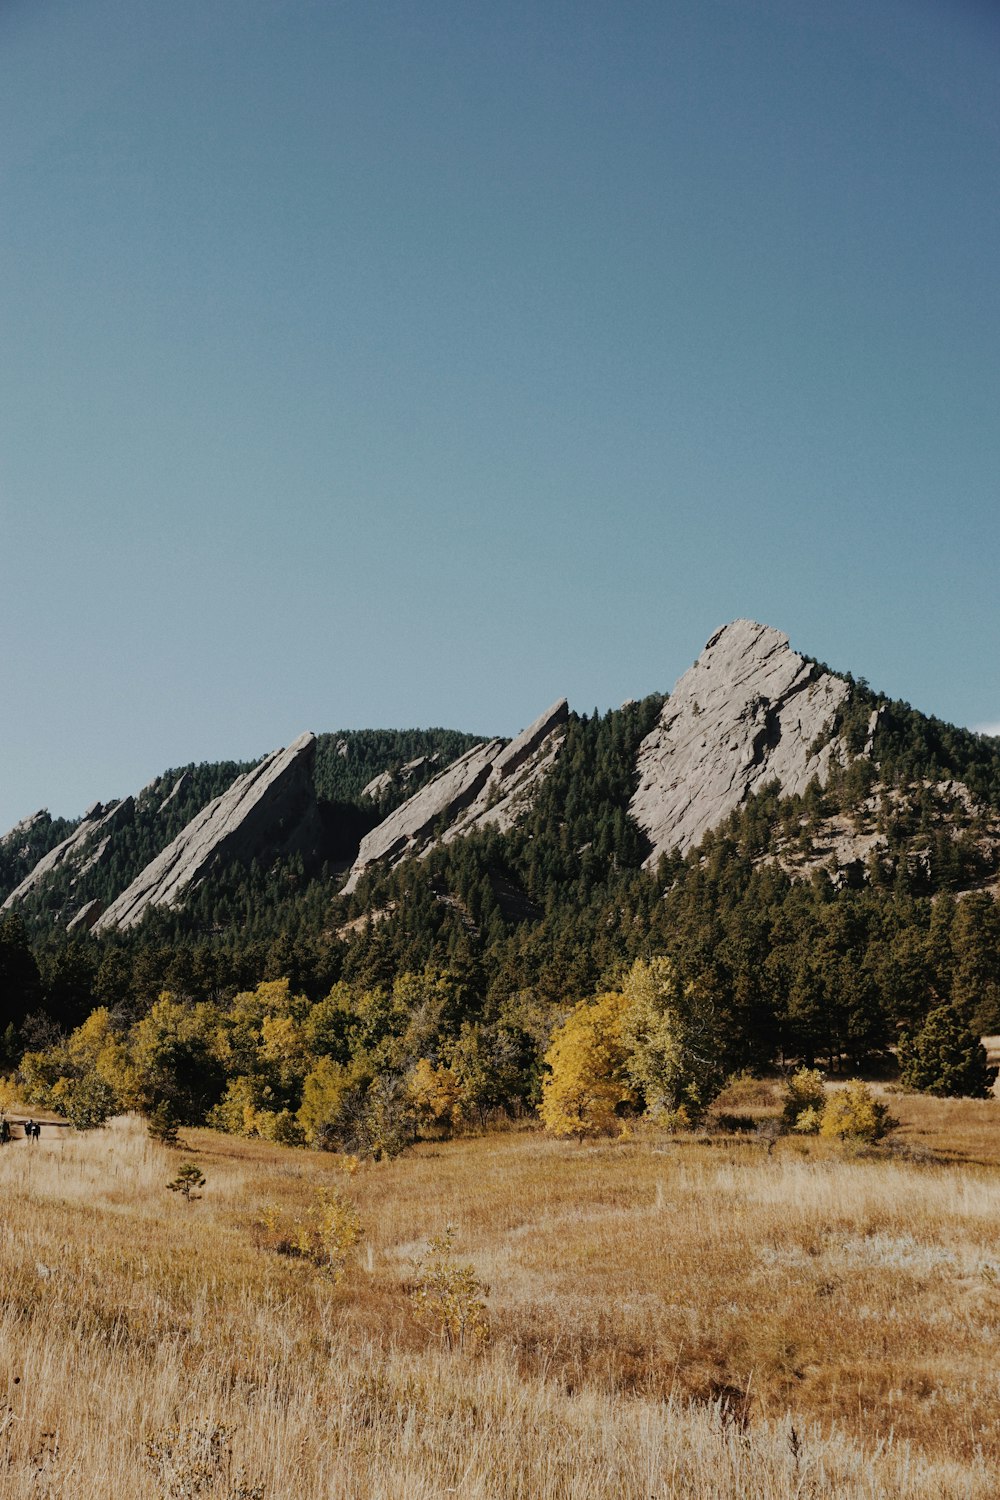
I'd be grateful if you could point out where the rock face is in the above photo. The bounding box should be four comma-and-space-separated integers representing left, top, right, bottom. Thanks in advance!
2, 799, 135, 911
361, 755, 442, 803
66, 898, 104, 932
159, 771, 191, 811
630, 620, 850, 865
94, 733, 319, 931
343, 700, 568, 892
0, 810, 49, 851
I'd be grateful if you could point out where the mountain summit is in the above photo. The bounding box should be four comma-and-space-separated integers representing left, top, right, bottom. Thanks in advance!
4, 620, 1000, 943
631, 620, 851, 863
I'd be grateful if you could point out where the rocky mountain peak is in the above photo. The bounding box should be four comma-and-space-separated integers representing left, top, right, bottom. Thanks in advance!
630, 620, 850, 864
2, 798, 134, 912
342, 699, 569, 892
93, 732, 319, 931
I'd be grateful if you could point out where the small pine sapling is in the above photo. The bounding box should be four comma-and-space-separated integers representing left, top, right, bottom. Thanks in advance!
167, 1161, 206, 1200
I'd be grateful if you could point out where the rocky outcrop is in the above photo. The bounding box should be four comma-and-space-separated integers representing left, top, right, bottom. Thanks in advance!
441, 699, 569, 842
361, 755, 441, 803
630, 620, 850, 865
159, 771, 191, 811
361, 770, 395, 801
67, 898, 104, 932
2, 798, 135, 911
94, 733, 319, 931
0, 810, 49, 851
343, 700, 568, 891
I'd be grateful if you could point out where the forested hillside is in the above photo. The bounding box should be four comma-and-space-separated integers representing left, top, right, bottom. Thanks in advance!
4, 659, 1000, 1144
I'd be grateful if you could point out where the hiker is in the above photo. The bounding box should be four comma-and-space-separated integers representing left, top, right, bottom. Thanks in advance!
0, 1118, 9, 1145
25, 1118, 36, 1144
32, 1122, 42, 1141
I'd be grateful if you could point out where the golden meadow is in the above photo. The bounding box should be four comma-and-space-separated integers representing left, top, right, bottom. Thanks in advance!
1, 1086, 999, 1498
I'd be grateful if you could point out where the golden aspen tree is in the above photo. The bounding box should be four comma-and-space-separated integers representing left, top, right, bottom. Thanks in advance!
538, 990, 635, 1138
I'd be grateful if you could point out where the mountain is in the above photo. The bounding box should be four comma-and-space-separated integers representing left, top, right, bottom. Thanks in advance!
7, 620, 1000, 941
0, 727, 486, 933
93, 733, 322, 932
630, 619, 852, 862
342, 699, 569, 892
5, 618, 1000, 1138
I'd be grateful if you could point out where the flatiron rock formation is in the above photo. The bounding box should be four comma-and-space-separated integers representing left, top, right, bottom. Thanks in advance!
0, 810, 49, 851
361, 755, 441, 803
630, 620, 850, 864
94, 732, 319, 931
342, 700, 568, 892
2, 798, 135, 910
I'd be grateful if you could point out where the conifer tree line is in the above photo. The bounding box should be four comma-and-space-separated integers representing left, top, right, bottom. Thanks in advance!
1, 692, 999, 1139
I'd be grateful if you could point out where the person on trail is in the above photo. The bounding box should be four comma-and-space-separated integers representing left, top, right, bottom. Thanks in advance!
0, 1118, 9, 1144
32, 1122, 41, 1141
25, 1118, 36, 1143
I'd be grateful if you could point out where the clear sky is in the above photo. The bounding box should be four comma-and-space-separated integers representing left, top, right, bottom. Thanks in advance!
2, 0, 999, 831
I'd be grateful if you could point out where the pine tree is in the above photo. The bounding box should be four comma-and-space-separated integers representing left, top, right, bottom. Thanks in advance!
898, 1005, 996, 1098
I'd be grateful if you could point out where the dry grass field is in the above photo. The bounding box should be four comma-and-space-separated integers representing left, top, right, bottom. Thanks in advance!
1, 1090, 999, 1497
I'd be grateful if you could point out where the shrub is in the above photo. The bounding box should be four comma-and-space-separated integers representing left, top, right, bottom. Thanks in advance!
256, 1108, 306, 1147
781, 1068, 825, 1133
259, 1185, 363, 1285
144, 1421, 264, 1499
293, 1186, 362, 1283
62, 1073, 117, 1130
407, 1058, 465, 1135
819, 1081, 895, 1144
342, 1075, 416, 1159
409, 1226, 490, 1352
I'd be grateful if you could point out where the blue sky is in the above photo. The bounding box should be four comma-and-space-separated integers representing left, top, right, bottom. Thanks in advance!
2, 0, 999, 829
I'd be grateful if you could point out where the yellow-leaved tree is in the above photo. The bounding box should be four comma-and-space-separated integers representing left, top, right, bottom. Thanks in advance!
538, 991, 635, 1139
620, 957, 723, 1127
406, 1058, 465, 1135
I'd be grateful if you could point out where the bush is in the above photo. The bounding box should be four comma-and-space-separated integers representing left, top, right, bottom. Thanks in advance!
294, 1186, 362, 1282
781, 1068, 825, 1133
409, 1226, 490, 1352
407, 1058, 465, 1135
898, 1005, 997, 1098
819, 1081, 895, 1144
63, 1073, 117, 1130
342, 1075, 416, 1160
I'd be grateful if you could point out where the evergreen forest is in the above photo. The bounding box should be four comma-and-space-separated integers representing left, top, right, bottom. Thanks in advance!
3, 685, 1000, 1145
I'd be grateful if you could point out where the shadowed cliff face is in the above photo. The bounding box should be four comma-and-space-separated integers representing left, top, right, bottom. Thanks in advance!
630, 620, 851, 865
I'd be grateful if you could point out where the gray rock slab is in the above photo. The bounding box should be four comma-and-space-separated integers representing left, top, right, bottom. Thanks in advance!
2, 798, 134, 910
94, 732, 318, 931
342, 700, 568, 891
630, 620, 850, 865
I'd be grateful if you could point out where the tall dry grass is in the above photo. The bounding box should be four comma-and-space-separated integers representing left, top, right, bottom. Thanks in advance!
0, 1105, 998, 1497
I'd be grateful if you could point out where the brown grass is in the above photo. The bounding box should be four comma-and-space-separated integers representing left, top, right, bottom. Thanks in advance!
1, 1100, 998, 1496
